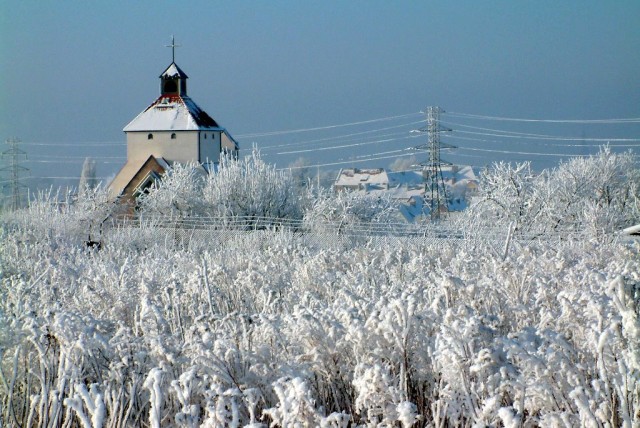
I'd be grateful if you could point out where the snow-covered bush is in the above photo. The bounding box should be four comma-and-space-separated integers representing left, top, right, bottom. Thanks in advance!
137, 151, 313, 229
304, 188, 396, 235
544, 146, 639, 235
463, 147, 640, 239
3, 216, 638, 427
137, 162, 207, 219
2, 148, 639, 427
201, 151, 312, 226
2, 186, 117, 247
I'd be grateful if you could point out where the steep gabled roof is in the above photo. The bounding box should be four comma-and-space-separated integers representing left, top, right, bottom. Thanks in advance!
123, 95, 221, 132
108, 155, 170, 200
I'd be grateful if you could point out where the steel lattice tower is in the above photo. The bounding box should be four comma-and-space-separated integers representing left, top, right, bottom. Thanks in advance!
413, 107, 455, 219
1, 137, 29, 210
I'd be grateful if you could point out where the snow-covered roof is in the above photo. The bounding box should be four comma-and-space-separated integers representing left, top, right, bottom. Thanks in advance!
108, 156, 171, 199
387, 170, 424, 187
123, 95, 221, 132
335, 168, 389, 188
441, 165, 478, 183
160, 62, 188, 79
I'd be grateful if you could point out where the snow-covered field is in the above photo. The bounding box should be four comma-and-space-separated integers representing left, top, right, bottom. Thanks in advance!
1, 150, 639, 427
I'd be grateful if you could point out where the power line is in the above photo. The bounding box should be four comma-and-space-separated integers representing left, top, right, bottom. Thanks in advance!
456, 146, 594, 157
446, 134, 639, 148
351, 148, 408, 159
257, 119, 425, 152
20, 141, 125, 146
447, 111, 640, 123
25, 159, 125, 164
441, 121, 640, 142
26, 176, 113, 180
276, 134, 421, 155
236, 112, 421, 138
28, 154, 126, 160
452, 129, 640, 142
281, 151, 417, 170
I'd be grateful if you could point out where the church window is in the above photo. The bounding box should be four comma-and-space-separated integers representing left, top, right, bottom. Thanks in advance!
147, 133, 153, 140
171, 133, 176, 139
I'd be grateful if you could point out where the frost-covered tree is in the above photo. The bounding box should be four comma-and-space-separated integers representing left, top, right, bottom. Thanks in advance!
389, 155, 418, 172
137, 162, 206, 219
75, 185, 117, 244
463, 147, 640, 239
463, 161, 546, 237
542, 147, 639, 235
202, 150, 311, 226
136, 152, 313, 228
304, 188, 396, 234
79, 157, 97, 193
288, 156, 313, 188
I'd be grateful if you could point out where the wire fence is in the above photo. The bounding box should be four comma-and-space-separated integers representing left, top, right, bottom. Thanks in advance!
104, 214, 591, 251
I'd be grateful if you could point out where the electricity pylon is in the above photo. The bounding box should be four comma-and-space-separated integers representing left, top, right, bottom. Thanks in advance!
1, 137, 29, 210
412, 107, 455, 220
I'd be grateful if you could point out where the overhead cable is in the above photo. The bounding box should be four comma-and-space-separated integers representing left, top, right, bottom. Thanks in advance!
453, 129, 640, 142
446, 134, 639, 148
20, 141, 125, 146
456, 146, 592, 157
276, 134, 421, 155
447, 111, 640, 123
281, 152, 417, 170
257, 120, 425, 151
236, 112, 421, 138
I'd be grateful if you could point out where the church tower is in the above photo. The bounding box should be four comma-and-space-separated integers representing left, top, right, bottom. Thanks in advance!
160, 62, 188, 96
109, 37, 239, 203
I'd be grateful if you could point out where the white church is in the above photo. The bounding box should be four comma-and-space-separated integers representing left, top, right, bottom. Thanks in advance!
108, 40, 238, 207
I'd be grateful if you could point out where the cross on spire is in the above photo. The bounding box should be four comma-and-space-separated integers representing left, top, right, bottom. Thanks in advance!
165, 35, 181, 63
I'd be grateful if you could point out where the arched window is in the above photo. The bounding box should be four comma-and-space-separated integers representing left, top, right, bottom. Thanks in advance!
204, 133, 207, 139
171, 133, 176, 139
147, 133, 153, 140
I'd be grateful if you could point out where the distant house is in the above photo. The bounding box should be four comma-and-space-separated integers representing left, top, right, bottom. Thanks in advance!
334, 165, 479, 222
108, 50, 238, 209
334, 168, 390, 192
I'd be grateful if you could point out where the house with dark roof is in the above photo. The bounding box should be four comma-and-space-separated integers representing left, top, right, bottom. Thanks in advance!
108, 47, 238, 204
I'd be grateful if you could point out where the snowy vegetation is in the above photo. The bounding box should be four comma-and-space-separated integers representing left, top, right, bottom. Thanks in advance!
139, 152, 312, 227
460, 147, 639, 239
1, 149, 639, 427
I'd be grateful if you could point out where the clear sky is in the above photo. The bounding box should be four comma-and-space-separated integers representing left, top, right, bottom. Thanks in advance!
1, 1, 639, 189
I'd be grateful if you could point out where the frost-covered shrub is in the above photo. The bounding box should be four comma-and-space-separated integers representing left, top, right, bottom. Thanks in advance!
304, 188, 396, 235
137, 151, 313, 229
201, 150, 312, 226
463, 147, 640, 239
138, 162, 207, 218
3, 224, 638, 427
2, 149, 640, 427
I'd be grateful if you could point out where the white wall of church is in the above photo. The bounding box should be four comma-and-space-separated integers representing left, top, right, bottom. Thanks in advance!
199, 131, 221, 164
127, 131, 200, 163
221, 132, 237, 155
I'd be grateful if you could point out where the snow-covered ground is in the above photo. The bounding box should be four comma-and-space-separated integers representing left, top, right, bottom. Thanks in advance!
1, 148, 638, 427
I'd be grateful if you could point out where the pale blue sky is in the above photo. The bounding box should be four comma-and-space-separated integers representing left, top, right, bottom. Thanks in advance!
1, 1, 639, 187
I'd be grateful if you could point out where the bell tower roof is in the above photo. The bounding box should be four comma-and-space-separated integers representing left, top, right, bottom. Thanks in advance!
123, 36, 224, 131
160, 62, 188, 80
159, 36, 188, 96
